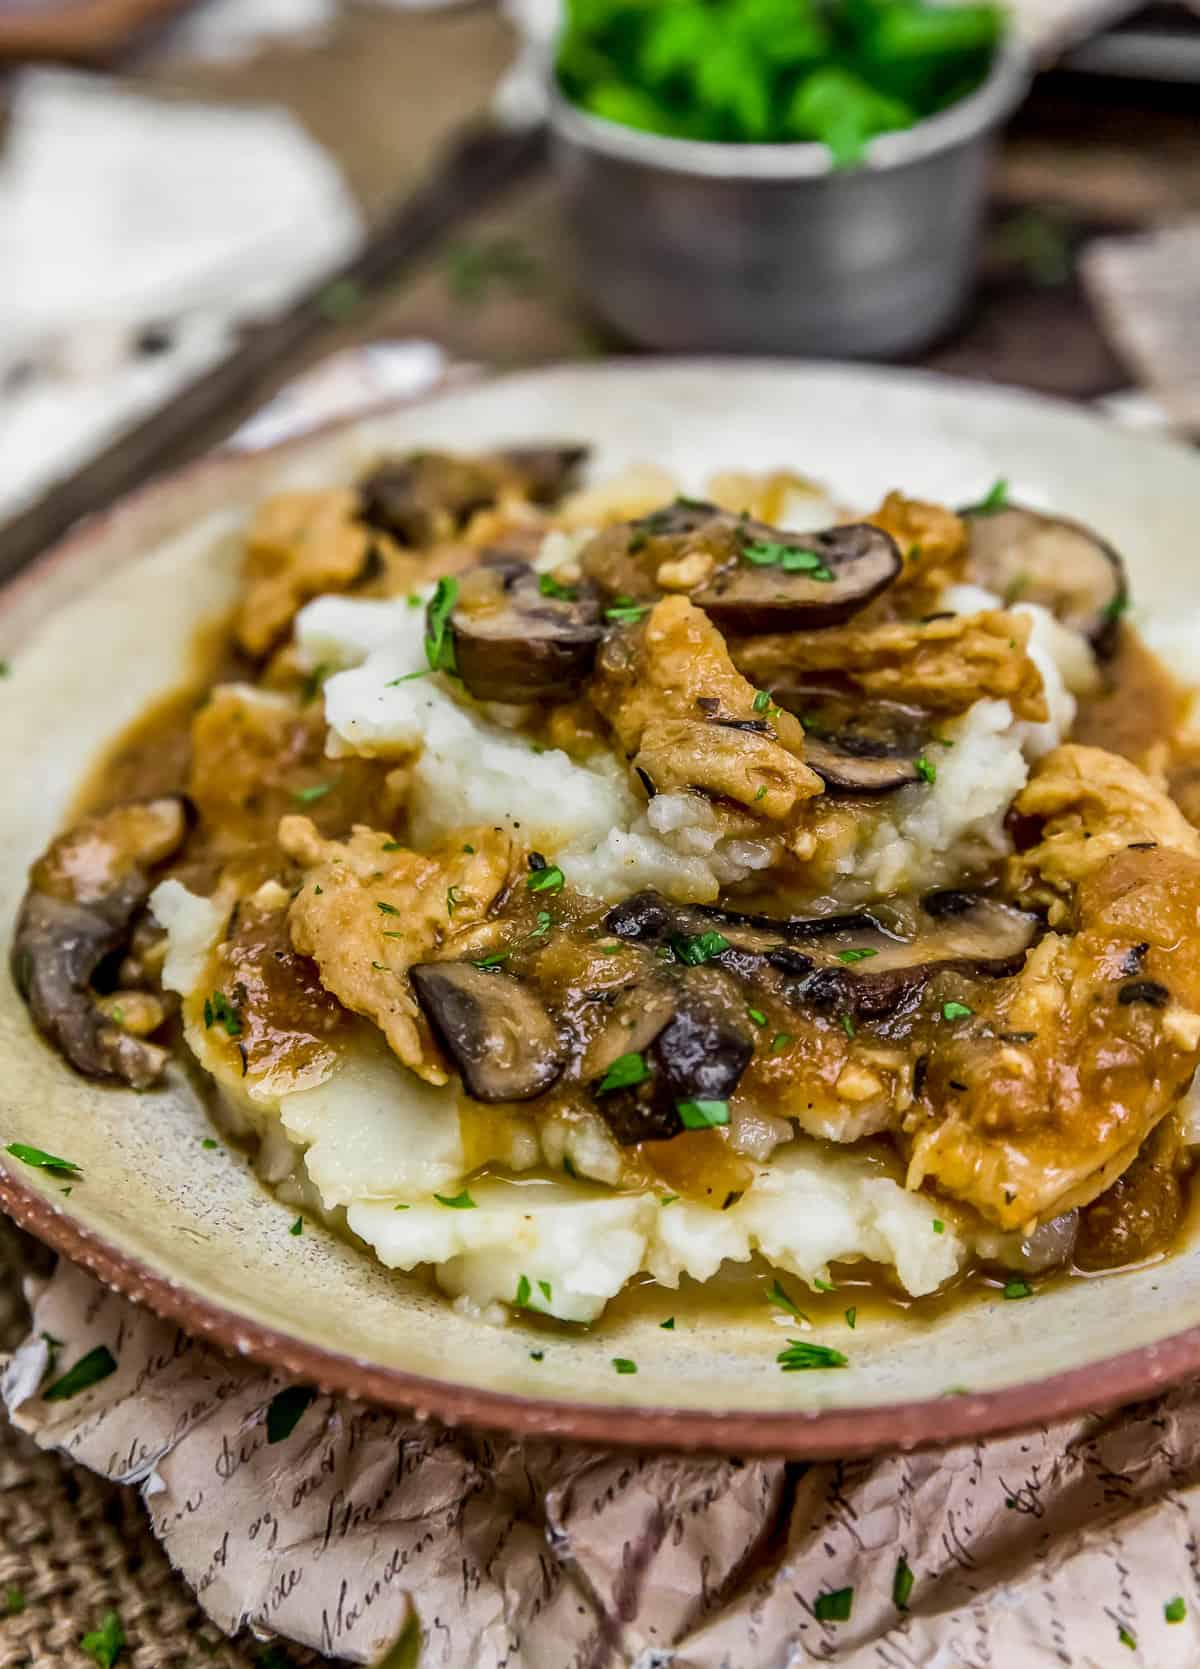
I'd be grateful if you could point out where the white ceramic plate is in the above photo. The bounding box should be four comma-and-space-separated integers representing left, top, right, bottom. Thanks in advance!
1, 360, 1197, 1456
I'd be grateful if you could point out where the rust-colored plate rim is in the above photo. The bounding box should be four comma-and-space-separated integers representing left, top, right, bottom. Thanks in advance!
1, 1162, 1194, 1456
3, 359, 1199, 1457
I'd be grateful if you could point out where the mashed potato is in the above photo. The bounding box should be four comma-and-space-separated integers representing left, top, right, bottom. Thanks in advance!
155, 872, 968, 1322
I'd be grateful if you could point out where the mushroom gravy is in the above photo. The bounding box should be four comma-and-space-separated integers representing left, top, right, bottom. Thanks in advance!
19, 449, 1200, 1326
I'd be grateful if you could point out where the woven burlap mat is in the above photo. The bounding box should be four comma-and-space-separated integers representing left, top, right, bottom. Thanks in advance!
0, 1221, 323, 1669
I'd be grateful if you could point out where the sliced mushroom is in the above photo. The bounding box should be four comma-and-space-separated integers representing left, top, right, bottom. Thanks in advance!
788, 893, 1041, 1020
591, 976, 754, 1146
496, 446, 589, 504
579, 501, 902, 632
12, 797, 190, 1089
410, 961, 564, 1102
448, 559, 603, 703
963, 503, 1127, 655
693, 520, 902, 635
358, 447, 587, 547
772, 686, 931, 795
603, 888, 1040, 1020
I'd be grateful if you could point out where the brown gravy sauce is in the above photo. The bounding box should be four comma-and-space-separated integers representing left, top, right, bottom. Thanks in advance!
67, 613, 1200, 1336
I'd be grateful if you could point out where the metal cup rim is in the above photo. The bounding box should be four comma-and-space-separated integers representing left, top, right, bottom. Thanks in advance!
544, 32, 1031, 180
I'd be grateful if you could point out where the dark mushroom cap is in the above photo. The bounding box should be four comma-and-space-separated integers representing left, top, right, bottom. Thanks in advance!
358, 447, 588, 547
772, 686, 932, 795
692, 520, 902, 635
579, 500, 902, 633
495, 446, 589, 504
590, 974, 753, 1146
12, 796, 189, 1089
410, 961, 565, 1102
602, 888, 1040, 1021
447, 559, 604, 704
358, 452, 500, 547
963, 503, 1127, 655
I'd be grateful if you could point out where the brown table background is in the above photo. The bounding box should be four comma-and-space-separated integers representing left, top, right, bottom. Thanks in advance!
1, 7, 1199, 1665
19, 0, 1200, 448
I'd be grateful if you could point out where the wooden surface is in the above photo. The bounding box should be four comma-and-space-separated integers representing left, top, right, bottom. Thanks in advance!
162, 29, 1200, 437
4, 4, 1200, 553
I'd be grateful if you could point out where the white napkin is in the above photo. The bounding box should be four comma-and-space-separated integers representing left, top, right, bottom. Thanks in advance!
148, 0, 338, 64
0, 69, 364, 523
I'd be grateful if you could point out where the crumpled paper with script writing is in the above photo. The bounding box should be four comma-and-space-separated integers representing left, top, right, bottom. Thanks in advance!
6, 1260, 1200, 1667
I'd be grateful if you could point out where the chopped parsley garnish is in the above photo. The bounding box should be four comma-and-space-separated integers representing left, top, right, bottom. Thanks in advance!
563, 1156, 578, 1178
289, 1216, 303, 1236
474, 949, 512, 969
4, 1586, 24, 1617
424, 576, 460, 675
1117, 1623, 1136, 1649
754, 784, 768, 800
674, 929, 729, 965
538, 573, 578, 601
1104, 590, 1129, 625
80, 1609, 125, 1668
836, 947, 877, 964
840, 1013, 856, 1039
742, 539, 833, 580
301, 661, 330, 703
462, 843, 475, 853
766, 1278, 806, 1319
292, 781, 333, 804
446, 884, 466, 916
596, 1052, 651, 1094
513, 1275, 554, 1309
941, 1001, 973, 1022
530, 1350, 544, 1361
932, 1219, 945, 1234
612, 1358, 637, 1374
393, 1203, 410, 1210
529, 910, 554, 940
385, 669, 432, 686
266, 1384, 316, 1443
604, 598, 652, 625
1002, 1277, 1033, 1300
770, 1032, 793, 1053
813, 1276, 835, 1293
1003, 572, 1031, 605
202, 1138, 218, 1150
1165, 1597, 1186, 1624
845, 1306, 857, 1329
813, 1587, 854, 1623
677, 1098, 729, 1128
376, 900, 401, 916
203, 991, 243, 1037
660, 1193, 680, 1205
598, 942, 623, 955
747, 1007, 767, 1027
893, 1556, 914, 1611
43, 1345, 117, 1403
752, 689, 772, 713
382, 839, 403, 851
434, 1190, 477, 1209
527, 865, 565, 895
406, 592, 423, 609
964, 477, 1009, 516
660, 1317, 675, 1329
914, 755, 936, 784
6, 1143, 80, 1177
777, 1340, 848, 1371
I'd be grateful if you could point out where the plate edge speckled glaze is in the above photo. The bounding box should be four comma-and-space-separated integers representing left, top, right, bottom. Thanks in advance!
2, 358, 1198, 1458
